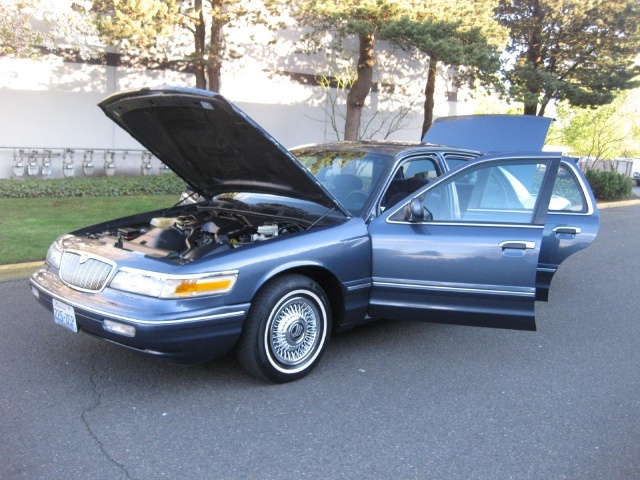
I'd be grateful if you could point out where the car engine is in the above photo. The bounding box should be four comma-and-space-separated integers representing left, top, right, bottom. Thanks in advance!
87, 209, 305, 262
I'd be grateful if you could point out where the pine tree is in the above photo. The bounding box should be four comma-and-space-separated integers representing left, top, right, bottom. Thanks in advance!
496, 0, 640, 115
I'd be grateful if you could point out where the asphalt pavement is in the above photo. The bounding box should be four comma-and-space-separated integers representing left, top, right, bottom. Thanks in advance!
1, 205, 639, 479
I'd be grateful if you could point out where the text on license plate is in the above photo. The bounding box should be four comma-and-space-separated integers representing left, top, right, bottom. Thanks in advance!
53, 299, 78, 333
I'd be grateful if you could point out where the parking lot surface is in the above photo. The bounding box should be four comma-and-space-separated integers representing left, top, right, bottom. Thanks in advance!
1, 205, 639, 479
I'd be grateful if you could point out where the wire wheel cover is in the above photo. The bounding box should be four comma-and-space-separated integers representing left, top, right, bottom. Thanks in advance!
268, 294, 320, 366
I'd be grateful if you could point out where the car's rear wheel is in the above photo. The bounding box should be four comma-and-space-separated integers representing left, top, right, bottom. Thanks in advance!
237, 274, 331, 383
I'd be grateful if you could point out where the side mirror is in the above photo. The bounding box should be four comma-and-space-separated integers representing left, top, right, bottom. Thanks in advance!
404, 198, 424, 222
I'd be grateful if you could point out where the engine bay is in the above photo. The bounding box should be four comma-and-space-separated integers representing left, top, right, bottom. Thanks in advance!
86, 207, 306, 262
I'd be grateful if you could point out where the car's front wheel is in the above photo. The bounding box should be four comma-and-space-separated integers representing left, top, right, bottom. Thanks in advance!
237, 274, 331, 383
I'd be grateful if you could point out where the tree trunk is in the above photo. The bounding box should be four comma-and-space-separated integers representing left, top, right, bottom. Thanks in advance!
344, 33, 375, 141
206, 0, 223, 92
193, 0, 207, 89
537, 103, 546, 116
537, 92, 553, 116
421, 57, 438, 139
523, 0, 542, 115
207, 60, 221, 93
207, 19, 223, 92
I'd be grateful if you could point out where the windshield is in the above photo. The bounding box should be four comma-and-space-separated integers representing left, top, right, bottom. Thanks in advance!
293, 149, 392, 215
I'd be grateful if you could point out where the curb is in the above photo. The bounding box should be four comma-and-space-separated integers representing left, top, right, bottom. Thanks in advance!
0, 261, 43, 282
1, 198, 639, 280
595, 198, 640, 209
0, 261, 44, 272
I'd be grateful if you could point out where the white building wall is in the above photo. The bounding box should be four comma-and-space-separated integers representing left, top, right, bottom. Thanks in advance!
0, 44, 479, 179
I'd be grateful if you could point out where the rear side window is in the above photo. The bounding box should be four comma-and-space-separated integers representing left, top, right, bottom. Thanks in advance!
548, 163, 587, 213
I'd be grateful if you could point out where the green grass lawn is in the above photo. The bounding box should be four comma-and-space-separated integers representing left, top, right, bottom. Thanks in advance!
0, 195, 177, 265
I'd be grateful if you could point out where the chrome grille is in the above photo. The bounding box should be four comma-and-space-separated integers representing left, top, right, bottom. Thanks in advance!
59, 251, 113, 292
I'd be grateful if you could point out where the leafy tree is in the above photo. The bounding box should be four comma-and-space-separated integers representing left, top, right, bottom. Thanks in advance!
282, 0, 410, 140
548, 92, 640, 160
496, 0, 640, 116
0, 0, 98, 59
92, 0, 262, 92
382, 7, 502, 136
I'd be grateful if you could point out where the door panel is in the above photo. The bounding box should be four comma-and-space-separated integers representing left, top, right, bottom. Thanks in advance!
369, 223, 544, 330
536, 161, 600, 300
368, 156, 561, 331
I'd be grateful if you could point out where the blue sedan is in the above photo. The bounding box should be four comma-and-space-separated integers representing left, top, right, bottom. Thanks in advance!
30, 87, 599, 382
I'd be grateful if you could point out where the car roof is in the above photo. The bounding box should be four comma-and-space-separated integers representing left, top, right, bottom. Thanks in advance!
290, 140, 480, 158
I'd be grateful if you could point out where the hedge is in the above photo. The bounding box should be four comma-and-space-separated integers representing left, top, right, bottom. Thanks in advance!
0, 174, 185, 198
585, 169, 633, 201
1, 169, 633, 202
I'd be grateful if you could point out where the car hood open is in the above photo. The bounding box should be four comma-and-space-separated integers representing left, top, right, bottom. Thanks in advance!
99, 87, 344, 212
422, 114, 553, 153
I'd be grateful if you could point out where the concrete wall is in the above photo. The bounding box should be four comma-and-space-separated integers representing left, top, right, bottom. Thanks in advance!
0, 49, 473, 179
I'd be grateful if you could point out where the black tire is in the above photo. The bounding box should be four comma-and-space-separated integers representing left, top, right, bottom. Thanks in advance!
237, 274, 331, 383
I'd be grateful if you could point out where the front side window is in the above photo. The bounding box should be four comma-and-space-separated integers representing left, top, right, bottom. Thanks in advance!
382, 157, 439, 210
442, 152, 478, 170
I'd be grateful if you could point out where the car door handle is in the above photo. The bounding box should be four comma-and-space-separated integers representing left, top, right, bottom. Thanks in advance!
553, 226, 581, 235
498, 241, 536, 250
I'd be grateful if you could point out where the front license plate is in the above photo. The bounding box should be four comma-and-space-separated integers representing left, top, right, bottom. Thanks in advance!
53, 299, 78, 333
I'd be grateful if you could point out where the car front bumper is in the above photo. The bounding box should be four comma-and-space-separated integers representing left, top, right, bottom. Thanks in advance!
30, 266, 249, 364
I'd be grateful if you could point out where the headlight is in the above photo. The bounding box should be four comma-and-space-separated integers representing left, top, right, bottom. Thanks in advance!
110, 270, 166, 297
46, 243, 63, 269
109, 269, 238, 299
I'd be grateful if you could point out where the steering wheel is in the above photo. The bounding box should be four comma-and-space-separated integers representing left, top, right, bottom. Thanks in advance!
347, 190, 368, 205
